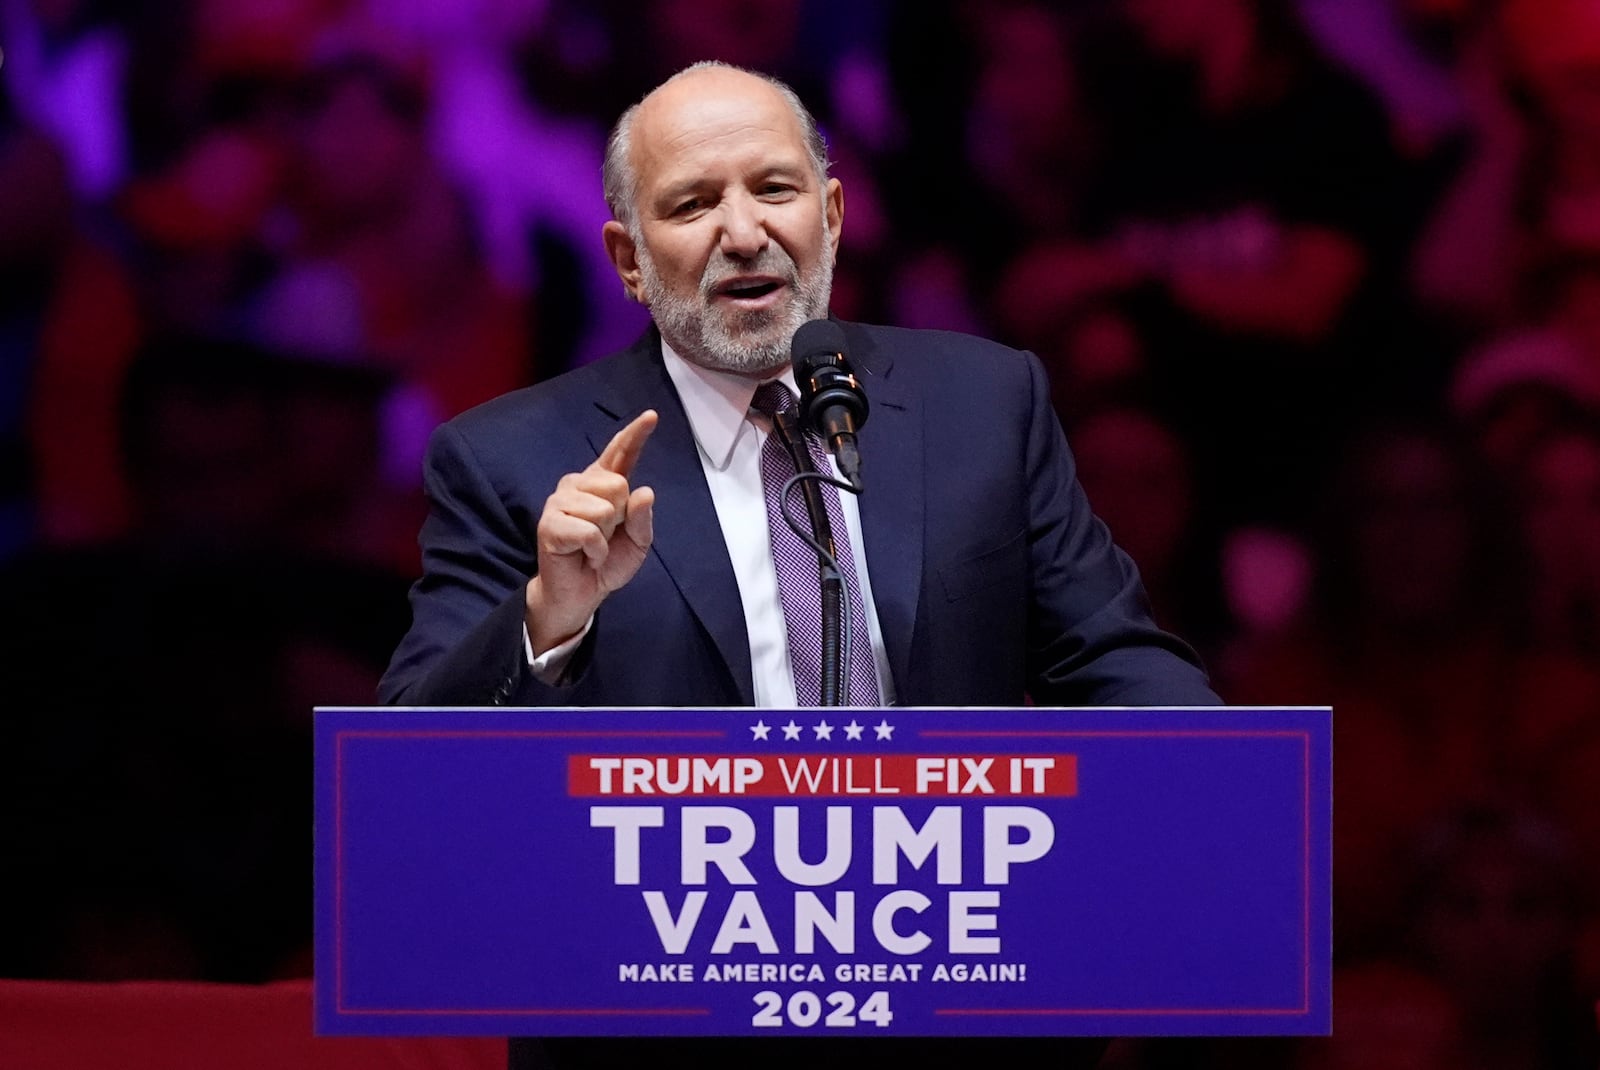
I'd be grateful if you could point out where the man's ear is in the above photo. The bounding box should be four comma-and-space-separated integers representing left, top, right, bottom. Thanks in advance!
824, 177, 844, 265
603, 220, 646, 304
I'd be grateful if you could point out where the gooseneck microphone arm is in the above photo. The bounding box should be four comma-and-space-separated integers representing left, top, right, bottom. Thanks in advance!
770, 408, 850, 706
779, 319, 872, 706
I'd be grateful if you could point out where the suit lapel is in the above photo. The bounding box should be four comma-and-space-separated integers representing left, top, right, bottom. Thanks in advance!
585, 333, 755, 704
843, 323, 924, 700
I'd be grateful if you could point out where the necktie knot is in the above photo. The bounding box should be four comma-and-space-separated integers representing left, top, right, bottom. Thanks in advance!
751, 381, 796, 418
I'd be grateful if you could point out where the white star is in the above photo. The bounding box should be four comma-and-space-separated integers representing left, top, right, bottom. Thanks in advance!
781, 719, 803, 741
750, 720, 771, 741
874, 720, 895, 740
843, 720, 865, 741
813, 720, 834, 740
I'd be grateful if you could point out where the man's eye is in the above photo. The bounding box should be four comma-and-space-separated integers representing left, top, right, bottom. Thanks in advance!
761, 184, 795, 197
673, 199, 702, 216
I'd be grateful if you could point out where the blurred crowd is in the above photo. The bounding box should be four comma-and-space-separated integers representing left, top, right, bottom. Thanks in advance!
1, 0, 1598, 1066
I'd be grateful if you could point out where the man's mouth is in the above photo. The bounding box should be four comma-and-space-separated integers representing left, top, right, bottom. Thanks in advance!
713, 276, 785, 302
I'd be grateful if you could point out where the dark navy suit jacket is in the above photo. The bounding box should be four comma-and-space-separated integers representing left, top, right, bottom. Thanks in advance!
380, 321, 1219, 1069
379, 321, 1219, 710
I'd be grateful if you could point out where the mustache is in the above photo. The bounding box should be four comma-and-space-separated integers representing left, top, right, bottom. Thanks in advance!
699, 248, 799, 297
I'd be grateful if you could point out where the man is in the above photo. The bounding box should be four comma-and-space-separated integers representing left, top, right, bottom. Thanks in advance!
381, 61, 1219, 1069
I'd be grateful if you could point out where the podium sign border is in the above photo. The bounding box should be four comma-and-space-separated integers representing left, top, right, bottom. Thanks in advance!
315, 706, 1331, 1037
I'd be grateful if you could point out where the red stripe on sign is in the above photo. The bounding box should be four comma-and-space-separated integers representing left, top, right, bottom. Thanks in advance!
567, 755, 1078, 798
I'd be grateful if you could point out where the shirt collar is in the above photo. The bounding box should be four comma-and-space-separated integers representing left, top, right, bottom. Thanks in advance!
660, 339, 798, 470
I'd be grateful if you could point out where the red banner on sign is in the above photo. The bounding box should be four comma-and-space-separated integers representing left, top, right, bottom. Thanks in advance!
566, 754, 1078, 797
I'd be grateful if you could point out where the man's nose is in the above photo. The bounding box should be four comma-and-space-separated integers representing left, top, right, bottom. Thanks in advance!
719, 194, 769, 259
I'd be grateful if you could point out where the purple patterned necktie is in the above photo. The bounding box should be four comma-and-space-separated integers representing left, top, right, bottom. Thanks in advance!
751, 381, 880, 707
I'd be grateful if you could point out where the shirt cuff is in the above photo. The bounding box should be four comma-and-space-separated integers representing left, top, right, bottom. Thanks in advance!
523, 617, 593, 685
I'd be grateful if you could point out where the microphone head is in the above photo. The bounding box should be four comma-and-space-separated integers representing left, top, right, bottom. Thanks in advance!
791, 319, 849, 366
790, 320, 868, 431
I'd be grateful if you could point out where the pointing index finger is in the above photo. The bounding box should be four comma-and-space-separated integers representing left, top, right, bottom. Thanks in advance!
595, 409, 659, 478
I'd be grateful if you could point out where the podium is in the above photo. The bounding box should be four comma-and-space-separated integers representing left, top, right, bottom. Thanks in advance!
314, 706, 1330, 1038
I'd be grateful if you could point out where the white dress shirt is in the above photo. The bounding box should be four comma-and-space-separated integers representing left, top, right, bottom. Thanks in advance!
528, 342, 895, 708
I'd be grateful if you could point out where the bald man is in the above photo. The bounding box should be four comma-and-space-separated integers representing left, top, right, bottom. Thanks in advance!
382, 62, 1219, 1070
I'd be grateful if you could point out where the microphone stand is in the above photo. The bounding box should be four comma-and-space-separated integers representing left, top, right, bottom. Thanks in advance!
770, 409, 848, 706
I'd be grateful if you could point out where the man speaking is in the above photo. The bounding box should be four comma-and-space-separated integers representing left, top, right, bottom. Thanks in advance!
380, 61, 1220, 1069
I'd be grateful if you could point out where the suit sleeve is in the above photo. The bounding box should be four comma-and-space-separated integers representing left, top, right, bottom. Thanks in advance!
378, 422, 590, 706
1019, 352, 1223, 706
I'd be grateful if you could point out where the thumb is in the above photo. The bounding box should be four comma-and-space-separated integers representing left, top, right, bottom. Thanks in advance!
623, 485, 655, 548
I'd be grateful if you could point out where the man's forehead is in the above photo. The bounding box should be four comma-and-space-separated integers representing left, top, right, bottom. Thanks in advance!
633, 68, 806, 167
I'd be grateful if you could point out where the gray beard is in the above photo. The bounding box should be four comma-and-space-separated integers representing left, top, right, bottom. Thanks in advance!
638, 229, 833, 376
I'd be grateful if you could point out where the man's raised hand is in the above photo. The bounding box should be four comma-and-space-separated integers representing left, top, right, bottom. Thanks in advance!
525, 410, 658, 653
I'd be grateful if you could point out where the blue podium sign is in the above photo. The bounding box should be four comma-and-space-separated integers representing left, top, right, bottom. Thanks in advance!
314, 707, 1330, 1037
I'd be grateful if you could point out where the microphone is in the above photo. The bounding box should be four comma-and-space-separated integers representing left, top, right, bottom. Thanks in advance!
790, 320, 868, 489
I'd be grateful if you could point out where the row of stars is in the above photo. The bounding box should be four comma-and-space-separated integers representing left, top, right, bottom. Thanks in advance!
749, 719, 894, 741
